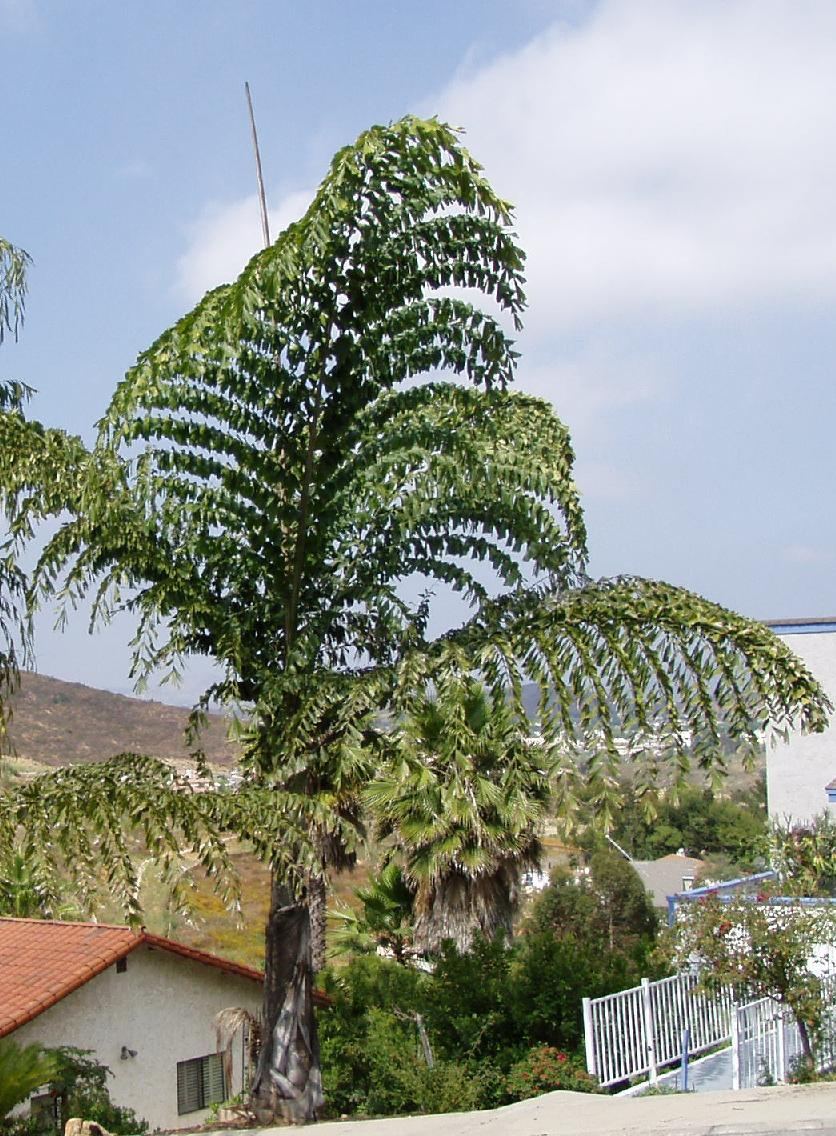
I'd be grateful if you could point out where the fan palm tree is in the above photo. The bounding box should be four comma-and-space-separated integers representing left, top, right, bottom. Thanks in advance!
329, 862, 418, 965
0, 1041, 58, 1119
367, 677, 551, 954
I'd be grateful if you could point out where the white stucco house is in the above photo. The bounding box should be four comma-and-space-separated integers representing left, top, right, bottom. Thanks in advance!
764, 618, 836, 825
0, 918, 325, 1131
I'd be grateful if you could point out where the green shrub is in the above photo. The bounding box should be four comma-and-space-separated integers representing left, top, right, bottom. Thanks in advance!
319, 957, 428, 1116
53, 1047, 146, 1135
359, 1012, 485, 1116
320, 1003, 496, 1117
509, 931, 638, 1052
319, 932, 630, 1117
422, 936, 519, 1066
505, 1046, 600, 1100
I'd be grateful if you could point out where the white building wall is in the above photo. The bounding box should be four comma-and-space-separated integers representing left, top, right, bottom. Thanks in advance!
12, 945, 262, 1131
767, 624, 836, 825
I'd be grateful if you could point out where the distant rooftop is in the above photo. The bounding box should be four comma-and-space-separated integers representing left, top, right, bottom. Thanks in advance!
632, 854, 705, 909
765, 617, 836, 635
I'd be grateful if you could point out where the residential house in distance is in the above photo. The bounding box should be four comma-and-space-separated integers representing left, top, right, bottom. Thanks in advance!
0, 918, 326, 1131
764, 618, 836, 825
630, 852, 706, 910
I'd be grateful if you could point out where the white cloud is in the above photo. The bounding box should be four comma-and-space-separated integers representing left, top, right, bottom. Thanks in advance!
781, 544, 833, 566
429, 0, 836, 331
176, 3, 836, 326
518, 348, 664, 440
174, 188, 313, 306
171, 0, 836, 456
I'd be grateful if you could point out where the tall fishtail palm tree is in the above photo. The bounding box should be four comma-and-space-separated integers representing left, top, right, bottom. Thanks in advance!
8, 119, 830, 1122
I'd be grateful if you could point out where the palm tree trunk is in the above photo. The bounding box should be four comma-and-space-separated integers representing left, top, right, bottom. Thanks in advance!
251, 873, 323, 1123
414, 871, 516, 955
307, 871, 327, 974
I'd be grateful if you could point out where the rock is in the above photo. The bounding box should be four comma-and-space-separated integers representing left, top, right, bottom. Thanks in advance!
65, 1119, 114, 1136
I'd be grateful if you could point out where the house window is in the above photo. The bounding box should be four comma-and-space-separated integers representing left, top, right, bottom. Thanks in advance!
176, 1054, 226, 1115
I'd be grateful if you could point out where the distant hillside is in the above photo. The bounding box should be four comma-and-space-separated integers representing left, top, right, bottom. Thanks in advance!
5, 671, 238, 768
3, 671, 760, 784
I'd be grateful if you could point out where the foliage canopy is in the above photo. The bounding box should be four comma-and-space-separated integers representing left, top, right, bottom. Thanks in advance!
2, 116, 832, 1118
23, 118, 831, 828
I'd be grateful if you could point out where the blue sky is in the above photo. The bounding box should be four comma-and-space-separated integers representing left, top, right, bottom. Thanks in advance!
3, 0, 836, 703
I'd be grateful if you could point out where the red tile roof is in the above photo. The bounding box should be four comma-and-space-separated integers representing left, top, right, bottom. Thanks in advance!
0, 917, 327, 1038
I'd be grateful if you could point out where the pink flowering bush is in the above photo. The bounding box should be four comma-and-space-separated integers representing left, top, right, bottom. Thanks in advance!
505, 1046, 601, 1099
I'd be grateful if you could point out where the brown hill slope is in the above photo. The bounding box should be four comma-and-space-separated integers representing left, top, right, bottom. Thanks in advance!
5, 671, 238, 767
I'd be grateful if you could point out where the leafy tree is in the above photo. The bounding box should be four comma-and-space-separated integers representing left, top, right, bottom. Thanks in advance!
47, 1046, 148, 1135
366, 677, 551, 954
529, 849, 658, 974
0, 755, 240, 924
0, 240, 262, 924
667, 893, 836, 1065
606, 781, 767, 868
771, 813, 836, 897
507, 929, 638, 1052
0, 849, 82, 920
422, 934, 519, 1065
1, 236, 35, 746
0, 239, 30, 348
0, 236, 94, 758
10, 117, 830, 1122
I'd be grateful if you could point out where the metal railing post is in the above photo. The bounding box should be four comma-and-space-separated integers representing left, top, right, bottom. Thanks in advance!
642, 978, 658, 1083
776, 1010, 786, 1083
731, 1005, 741, 1090
582, 997, 597, 1077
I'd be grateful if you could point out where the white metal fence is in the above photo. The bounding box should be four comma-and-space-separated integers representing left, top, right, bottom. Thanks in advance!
583, 972, 734, 1087
731, 978, 836, 1089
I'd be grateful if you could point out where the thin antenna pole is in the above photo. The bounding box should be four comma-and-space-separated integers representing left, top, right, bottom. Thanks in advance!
245, 81, 271, 249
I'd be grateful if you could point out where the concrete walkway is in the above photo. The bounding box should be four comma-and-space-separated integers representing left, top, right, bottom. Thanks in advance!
645, 1045, 733, 1093
204, 1083, 836, 1136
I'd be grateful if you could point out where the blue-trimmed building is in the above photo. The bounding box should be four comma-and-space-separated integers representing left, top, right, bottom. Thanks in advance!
765, 617, 836, 825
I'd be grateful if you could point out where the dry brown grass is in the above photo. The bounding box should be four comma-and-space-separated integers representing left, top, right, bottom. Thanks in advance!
6, 671, 238, 767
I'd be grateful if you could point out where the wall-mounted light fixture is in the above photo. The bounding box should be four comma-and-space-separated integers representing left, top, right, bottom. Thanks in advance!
120, 1047, 137, 1061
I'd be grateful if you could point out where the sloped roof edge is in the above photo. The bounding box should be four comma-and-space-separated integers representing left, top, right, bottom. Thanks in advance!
0, 917, 328, 1039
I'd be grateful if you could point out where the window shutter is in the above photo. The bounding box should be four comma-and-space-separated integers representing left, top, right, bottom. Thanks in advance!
177, 1054, 227, 1115
177, 1059, 202, 1115
202, 1053, 226, 1105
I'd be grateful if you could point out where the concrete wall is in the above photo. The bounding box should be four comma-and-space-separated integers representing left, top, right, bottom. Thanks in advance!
767, 624, 836, 825
13, 944, 262, 1131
